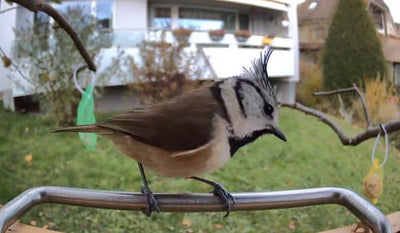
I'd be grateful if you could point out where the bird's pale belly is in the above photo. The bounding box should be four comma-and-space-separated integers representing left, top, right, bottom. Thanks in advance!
109, 131, 231, 178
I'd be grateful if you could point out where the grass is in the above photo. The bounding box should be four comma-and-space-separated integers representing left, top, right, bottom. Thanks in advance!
1, 107, 399, 232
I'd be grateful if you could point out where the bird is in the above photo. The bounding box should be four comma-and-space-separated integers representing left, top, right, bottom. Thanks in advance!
54, 48, 287, 217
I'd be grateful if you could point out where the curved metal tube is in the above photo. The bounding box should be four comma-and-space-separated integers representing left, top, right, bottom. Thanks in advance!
0, 186, 392, 233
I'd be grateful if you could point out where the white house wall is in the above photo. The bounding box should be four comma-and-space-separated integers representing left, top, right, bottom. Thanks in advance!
287, 1, 299, 83
1, 0, 299, 107
0, 1, 17, 109
114, 0, 147, 30
251, 9, 288, 37
203, 47, 294, 78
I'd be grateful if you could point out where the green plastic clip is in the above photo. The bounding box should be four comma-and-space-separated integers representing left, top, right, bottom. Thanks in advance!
77, 84, 97, 151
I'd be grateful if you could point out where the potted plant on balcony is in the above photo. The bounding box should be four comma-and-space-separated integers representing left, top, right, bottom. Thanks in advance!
172, 27, 193, 45
262, 34, 275, 45
208, 29, 226, 42
234, 29, 251, 42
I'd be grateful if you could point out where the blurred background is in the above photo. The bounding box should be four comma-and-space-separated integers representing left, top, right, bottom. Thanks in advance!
0, 0, 400, 232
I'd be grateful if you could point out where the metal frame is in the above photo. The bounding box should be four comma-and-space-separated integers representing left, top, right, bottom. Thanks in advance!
0, 186, 392, 233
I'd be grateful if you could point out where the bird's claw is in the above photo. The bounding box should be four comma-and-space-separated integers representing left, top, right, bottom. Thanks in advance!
141, 185, 160, 217
211, 183, 235, 217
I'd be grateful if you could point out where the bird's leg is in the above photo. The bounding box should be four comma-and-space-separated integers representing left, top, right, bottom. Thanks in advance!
190, 176, 235, 217
137, 162, 160, 217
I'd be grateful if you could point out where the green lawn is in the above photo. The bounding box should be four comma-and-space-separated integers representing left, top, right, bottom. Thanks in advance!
1, 108, 399, 233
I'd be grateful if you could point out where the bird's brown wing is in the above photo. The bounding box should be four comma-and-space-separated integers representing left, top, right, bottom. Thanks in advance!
98, 86, 225, 152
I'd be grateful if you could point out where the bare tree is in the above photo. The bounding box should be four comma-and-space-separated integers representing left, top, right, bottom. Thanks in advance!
5, 0, 96, 71
282, 84, 400, 146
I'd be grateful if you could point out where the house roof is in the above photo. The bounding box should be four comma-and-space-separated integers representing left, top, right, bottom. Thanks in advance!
300, 37, 400, 63
370, 0, 390, 11
298, 0, 390, 24
297, 0, 338, 23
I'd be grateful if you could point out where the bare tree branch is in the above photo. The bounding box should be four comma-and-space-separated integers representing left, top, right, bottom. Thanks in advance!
281, 102, 400, 146
8, 0, 97, 72
313, 84, 372, 128
0, 6, 18, 14
0, 45, 35, 86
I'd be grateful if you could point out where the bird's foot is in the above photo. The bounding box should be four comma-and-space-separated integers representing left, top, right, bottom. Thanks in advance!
210, 182, 235, 217
190, 176, 235, 216
140, 185, 160, 217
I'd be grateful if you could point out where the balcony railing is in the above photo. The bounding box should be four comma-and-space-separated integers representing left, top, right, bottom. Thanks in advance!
110, 29, 293, 49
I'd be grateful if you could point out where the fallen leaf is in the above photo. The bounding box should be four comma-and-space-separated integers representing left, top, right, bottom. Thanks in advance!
287, 180, 294, 185
25, 154, 33, 166
187, 228, 194, 233
263, 165, 269, 170
288, 220, 296, 230
181, 218, 192, 227
42, 224, 49, 229
214, 223, 223, 229
30, 220, 37, 226
25, 127, 29, 132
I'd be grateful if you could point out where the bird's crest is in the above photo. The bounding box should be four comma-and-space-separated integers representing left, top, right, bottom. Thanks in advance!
242, 48, 276, 99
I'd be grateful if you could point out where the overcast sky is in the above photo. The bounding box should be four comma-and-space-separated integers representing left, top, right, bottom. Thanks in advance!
384, 0, 400, 23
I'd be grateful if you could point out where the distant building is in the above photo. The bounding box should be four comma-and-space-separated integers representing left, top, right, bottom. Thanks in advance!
298, 0, 400, 86
0, 0, 299, 111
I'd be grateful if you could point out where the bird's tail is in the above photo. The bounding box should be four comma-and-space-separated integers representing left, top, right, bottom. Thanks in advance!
53, 124, 113, 134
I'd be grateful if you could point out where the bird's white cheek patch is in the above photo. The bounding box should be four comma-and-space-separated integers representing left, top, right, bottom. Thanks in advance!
204, 117, 231, 173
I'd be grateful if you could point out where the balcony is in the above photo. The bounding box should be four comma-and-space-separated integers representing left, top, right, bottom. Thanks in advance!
100, 29, 296, 85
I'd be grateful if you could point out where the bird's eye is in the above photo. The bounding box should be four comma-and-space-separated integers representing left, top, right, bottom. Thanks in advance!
263, 104, 274, 116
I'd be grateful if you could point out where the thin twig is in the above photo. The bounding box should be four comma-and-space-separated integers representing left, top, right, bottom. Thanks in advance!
0, 6, 18, 14
313, 84, 372, 129
313, 87, 356, 96
0, 46, 34, 86
351, 84, 372, 128
8, 0, 96, 72
281, 102, 400, 146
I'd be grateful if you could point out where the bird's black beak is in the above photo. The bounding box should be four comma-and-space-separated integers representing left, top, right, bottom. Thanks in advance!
272, 127, 287, 142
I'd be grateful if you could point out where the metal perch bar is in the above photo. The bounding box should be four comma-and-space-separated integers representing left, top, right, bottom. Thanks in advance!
0, 186, 392, 233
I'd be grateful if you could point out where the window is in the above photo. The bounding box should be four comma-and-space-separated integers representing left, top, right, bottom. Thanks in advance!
33, 12, 50, 50
178, 8, 236, 31
96, 0, 113, 29
55, 1, 92, 15
152, 7, 171, 29
394, 63, 400, 86
369, 4, 385, 31
37, 0, 113, 30
312, 26, 326, 40
33, 11, 50, 34
239, 13, 249, 30
150, 6, 248, 32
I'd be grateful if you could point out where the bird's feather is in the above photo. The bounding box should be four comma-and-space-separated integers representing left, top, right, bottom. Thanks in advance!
56, 84, 228, 152
100, 85, 225, 151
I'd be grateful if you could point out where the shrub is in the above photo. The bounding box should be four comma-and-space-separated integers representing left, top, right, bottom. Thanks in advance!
351, 77, 399, 125
322, 0, 387, 90
12, 7, 121, 126
296, 62, 323, 107
127, 31, 208, 104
